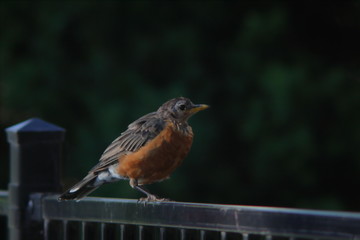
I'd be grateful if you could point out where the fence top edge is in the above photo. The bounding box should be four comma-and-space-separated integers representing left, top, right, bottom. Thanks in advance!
44, 194, 360, 219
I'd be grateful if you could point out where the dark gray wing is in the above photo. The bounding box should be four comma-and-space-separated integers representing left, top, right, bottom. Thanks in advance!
90, 112, 165, 173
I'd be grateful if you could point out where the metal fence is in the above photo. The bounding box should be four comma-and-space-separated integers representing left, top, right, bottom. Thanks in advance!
1, 118, 360, 240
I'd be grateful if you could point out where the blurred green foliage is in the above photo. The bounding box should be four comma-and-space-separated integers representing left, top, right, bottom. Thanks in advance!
1, 2, 360, 211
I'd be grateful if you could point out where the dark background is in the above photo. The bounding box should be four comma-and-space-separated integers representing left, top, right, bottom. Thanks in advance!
1, 2, 360, 211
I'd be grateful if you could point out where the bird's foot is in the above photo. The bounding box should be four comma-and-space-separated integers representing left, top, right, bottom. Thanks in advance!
138, 194, 171, 204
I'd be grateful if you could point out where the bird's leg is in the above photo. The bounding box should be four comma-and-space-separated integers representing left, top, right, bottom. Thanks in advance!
135, 185, 158, 202
129, 179, 169, 202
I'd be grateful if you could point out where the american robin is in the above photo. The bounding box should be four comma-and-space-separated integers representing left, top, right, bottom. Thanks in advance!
58, 97, 209, 201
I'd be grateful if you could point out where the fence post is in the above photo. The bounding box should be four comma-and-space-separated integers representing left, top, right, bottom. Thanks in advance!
6, 118, 65, 240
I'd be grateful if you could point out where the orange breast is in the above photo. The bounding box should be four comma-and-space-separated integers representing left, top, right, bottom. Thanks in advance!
117, 122, 193, 185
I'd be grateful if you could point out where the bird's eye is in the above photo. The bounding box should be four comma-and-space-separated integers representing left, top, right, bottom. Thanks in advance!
178, 104, 186, 111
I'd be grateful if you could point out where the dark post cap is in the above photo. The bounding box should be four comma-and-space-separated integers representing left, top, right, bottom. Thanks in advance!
6, 118, 65, 144
6, 118, 65, 133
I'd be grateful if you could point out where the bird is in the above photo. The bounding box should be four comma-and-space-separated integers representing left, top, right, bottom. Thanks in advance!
58, 97, 209, 201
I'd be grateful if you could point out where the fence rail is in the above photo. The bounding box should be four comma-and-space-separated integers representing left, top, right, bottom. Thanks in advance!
1, 118, 360, 240
42, 195, 360, 239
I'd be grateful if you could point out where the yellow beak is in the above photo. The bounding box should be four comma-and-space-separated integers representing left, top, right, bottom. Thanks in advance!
188, 104, 210, 114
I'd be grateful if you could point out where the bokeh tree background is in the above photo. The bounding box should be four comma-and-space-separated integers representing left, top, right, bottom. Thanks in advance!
1, 2, 360, 212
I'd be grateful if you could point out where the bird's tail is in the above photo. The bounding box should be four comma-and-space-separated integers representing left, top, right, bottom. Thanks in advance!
58, 174, 99, 201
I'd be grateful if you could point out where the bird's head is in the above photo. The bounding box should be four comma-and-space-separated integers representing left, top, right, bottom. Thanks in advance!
158, 97, 209, 123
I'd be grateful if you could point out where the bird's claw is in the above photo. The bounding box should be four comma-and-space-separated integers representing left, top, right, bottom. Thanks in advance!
137, 195, 171, 204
